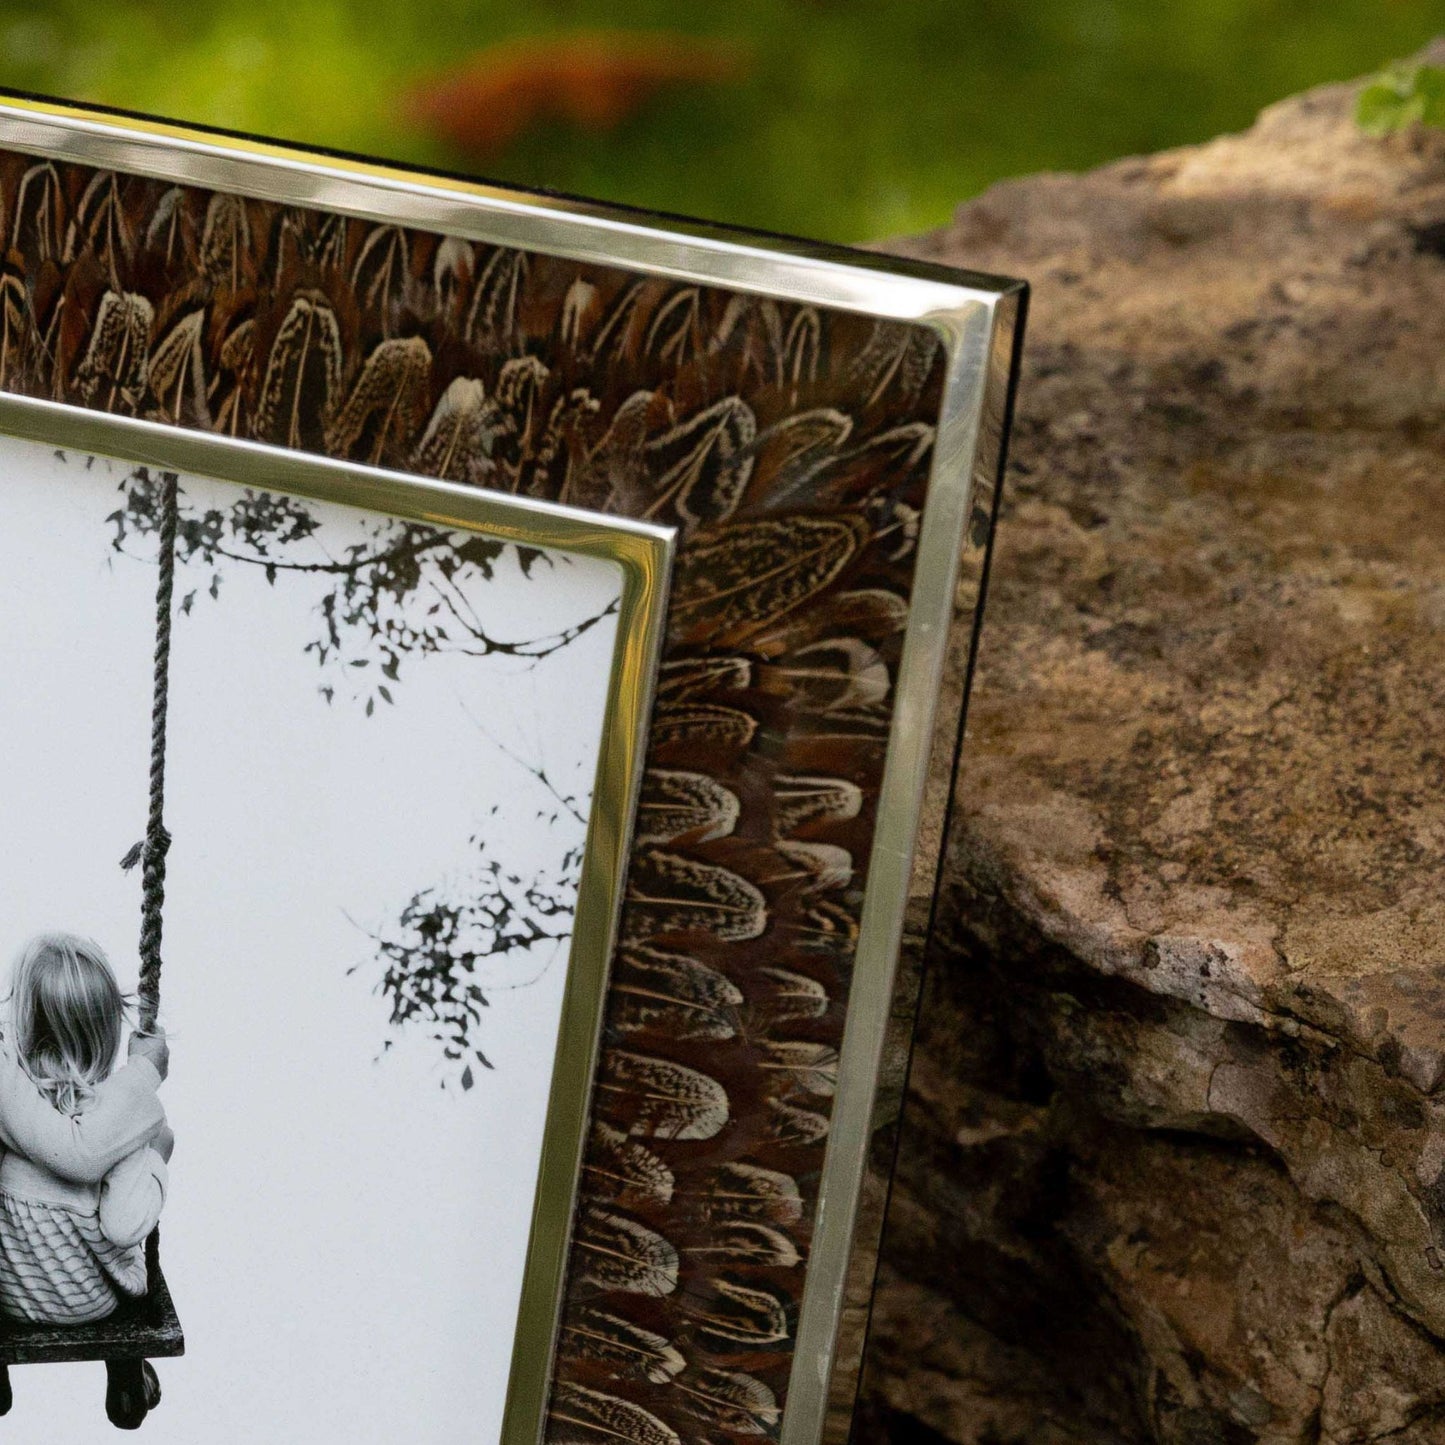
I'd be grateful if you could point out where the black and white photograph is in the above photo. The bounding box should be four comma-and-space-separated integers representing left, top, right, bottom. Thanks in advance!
0, 427, 635, 1442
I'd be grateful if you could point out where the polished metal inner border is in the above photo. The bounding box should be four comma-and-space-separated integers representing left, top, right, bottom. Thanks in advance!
0, 391, 673, 1445
0, 95, 1024, 1445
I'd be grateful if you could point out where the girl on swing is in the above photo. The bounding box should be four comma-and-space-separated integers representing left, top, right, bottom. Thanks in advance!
0, 932, 173, 1428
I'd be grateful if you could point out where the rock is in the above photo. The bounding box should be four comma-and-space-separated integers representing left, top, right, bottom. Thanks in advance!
860, 43, 1445, 1445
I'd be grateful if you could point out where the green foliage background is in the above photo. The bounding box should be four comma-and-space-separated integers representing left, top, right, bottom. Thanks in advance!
0, 0, 1441, 242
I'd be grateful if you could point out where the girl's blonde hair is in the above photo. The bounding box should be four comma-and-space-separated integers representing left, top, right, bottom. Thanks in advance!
9, 933, 128, 1115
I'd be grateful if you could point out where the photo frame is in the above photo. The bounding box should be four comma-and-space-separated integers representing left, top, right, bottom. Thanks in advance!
0, 92, 1025, 1445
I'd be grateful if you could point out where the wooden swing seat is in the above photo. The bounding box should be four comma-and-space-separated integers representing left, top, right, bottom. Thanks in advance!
0, 1232, 183, 1366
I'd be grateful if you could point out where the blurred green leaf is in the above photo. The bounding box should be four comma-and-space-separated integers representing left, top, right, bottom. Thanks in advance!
1357, 63, 1445, 135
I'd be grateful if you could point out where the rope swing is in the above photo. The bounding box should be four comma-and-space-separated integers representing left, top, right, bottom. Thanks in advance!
121, 469, 177, 1036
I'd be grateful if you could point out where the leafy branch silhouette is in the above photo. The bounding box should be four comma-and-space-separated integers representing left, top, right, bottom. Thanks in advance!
110, 465, 611, 1085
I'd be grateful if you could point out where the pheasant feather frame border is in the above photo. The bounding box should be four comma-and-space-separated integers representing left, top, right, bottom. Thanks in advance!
0, 94, 1026, 1445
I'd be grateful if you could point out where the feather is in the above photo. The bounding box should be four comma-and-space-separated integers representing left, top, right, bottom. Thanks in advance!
411, 375, 501, 485
751, 585, 909, 655
764, 1099, 831, 1146
611, 944, 742, 1041
143, 187, 193, 271
649, 703, 758, 753
745, 966, 830, 1030
768, 637, 891, 713
74, 291, 153, 414
11, 161, 64, 264
431, 235, 475, 316
595, 1051, 729, 1142
675, 1369, 781, 1435
790, 898, 860, 953
686, 1221, 800, 1269
846, 321, 941, 408
641, 286, 700, 369
550, 1382, 680, 1445
655, 656, 753, 704
310, 212, 351, 275
774, 775, 863, 834
758, 1040, 839, 1098
770, 841, 854, 893
325, 335, 432, 462
199, 191, 252, 291
670, 514, 869, 644
751, 406, 851, 501
586, 1122, 674, 1210
700, 1162, 804, 1225
561, 1307, 685, 1384
575, 1206, 679, 1297
350, 224, 410, 319
782, 306, 821, 385
254, 289, 343, 450
641, 395, 755, 533
623, 849, 766, 943
466, 245, 528, 349
559, 276, 600, 350
212, 313, 257, 437
590, 386, 654, 459
147, 308, 211, 428
0, 254, 35, 390
63, 172, 131, 274
687, 1276, 791, 1349
635, 770, 740, 846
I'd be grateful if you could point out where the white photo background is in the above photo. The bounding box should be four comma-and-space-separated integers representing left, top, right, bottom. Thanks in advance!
0, 432, 623, 1444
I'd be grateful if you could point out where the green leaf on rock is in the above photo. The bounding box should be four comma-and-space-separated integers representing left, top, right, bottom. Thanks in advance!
1357, 63, 1445, 136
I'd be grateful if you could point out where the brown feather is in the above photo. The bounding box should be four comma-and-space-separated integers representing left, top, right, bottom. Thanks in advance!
623, 849, 766, 943
763, 1097, 831, 1146
595, 1051, 729, 1142
649, 702, 758, 753
575, 1205, 679, 1297
147, 308, 211, 428
73, 290, 152, 415
411, 375, 501, 485
745, 967, 830, 1030
697, 1162, 804, 1226
325, 334, 432, 462
611, 944, 742, 1041
561, 1307, 685, 1384
686, 1276, 791, 1350
769, 841, 854, 894
670, 514, 869, 645
585, 1123, 675, 1210
750, 406, 851, 502
751, 585, 909, 656
758, 1040, 839, 1098
767, 636, 891, 713
774, 775, 863, 834
655, 655, 753, 704
253, 289, 343, 450
549, 1382, 680, 1445
675, 1368, 781, 1435
685, 1221, 800, 1269
199, 191, 252, 291
641, 395, 755, 533
635, 770, 740, 846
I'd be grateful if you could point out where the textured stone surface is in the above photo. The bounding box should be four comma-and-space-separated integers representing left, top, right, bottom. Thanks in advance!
860, 44, 1445, 1445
